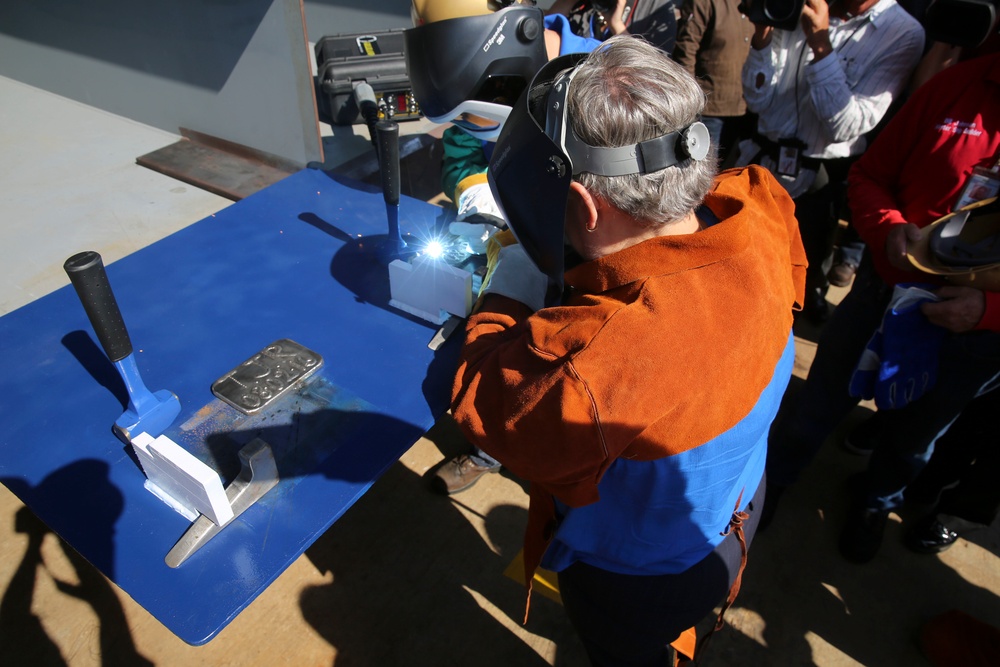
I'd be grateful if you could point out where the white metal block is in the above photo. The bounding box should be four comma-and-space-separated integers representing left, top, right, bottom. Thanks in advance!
388, 256, 472, 325
132, 432, 234, 526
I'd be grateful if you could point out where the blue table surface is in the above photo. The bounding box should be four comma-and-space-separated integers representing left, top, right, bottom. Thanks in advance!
0, 168, 463, 645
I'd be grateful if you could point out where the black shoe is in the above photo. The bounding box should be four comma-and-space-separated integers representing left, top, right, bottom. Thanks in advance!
904, 514, 959, 554
839, 506, 889, 563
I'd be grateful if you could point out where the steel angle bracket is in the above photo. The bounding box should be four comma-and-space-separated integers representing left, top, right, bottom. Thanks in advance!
165, 438, 279, 568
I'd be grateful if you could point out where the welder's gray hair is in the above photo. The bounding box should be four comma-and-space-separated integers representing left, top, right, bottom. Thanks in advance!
568, 36, 717, 226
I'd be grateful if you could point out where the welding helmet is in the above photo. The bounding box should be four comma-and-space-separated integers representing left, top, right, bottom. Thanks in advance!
907, 197, 1000, 290
404, 4, 548, 141
487, 51, 710, 301
411, 0, 491, 25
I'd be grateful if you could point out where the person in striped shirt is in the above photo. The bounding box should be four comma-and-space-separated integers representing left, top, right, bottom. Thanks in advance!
736, 0, 924, 322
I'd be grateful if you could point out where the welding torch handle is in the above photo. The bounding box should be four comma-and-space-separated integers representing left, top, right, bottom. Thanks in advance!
352, 81, 379, 148
375, 120, 400, 207
64, 250, 133, 363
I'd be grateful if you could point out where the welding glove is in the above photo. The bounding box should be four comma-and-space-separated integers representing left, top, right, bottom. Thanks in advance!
449, 221, 497, 255
478, 232, 547, 313
450, 180, 507, 254
481, 229, 518, 292
849, 284, 946, 410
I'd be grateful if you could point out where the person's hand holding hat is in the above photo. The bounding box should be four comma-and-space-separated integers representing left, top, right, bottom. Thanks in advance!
897, 198, 1000, 331
887, 222, 924, 271
903, 197, 1000, 295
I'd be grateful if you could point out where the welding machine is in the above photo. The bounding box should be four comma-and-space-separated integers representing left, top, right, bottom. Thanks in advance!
314, 30, 423, 126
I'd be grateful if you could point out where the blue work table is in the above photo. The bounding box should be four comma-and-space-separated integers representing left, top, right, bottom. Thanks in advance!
0, 168, 463, 645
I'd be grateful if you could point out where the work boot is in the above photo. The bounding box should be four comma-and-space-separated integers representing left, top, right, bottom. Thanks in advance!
828, 261, 858, 288
431, 453, 501, 495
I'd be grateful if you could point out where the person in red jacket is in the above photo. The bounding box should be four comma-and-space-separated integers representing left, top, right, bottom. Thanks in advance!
764, 51, 1000, 563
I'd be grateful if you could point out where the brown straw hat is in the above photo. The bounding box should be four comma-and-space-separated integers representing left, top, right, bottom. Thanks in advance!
906, 196, 1000, 291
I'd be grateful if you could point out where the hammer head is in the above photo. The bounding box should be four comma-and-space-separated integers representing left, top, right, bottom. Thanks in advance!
113, 389, 182, 444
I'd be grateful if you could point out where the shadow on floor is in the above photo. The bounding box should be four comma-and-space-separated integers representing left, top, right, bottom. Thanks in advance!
697, 411, 1000, 666
0, 507, 153, 667
298, 457, 589, 666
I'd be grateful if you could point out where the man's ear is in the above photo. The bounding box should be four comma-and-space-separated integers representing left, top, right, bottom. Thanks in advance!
567, 181, 600, 232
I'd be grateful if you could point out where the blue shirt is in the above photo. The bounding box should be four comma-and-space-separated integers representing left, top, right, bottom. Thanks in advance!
542, 331, 794, 575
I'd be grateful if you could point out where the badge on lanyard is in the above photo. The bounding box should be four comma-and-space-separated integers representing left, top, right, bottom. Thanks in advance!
777, 138, 806, 177
954, 162, 1000, 211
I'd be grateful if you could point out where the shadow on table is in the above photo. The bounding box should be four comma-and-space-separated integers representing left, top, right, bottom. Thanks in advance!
193, 332, 462, 488
298, 166, 480, 324
298, 203, 471, 324
60, 331, 134, 414
0, 463, 153, 667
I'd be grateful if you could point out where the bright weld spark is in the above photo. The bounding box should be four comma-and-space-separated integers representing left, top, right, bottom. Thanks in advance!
424, 239, 445, 259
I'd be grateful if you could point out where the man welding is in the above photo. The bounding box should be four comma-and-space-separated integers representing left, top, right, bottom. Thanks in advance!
405, 0, 604, 492
449, 36, 806, 665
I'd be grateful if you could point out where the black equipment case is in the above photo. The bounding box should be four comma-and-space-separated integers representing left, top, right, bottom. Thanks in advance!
314, 30, 422, 126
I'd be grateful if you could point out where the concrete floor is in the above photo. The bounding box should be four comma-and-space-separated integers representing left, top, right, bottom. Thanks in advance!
1, 75, 998, 666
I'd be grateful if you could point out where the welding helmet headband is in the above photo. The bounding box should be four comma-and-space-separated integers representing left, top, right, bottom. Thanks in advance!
486, 51, 710, 302
404, 5, 548, 141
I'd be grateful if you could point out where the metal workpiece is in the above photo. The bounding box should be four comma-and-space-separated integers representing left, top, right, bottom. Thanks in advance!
165, 438, 279, 568
211, 339, 323, 414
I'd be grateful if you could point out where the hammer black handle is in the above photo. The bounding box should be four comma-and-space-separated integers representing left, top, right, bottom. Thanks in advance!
64, 251, 133, 363
375, 120, 400, 207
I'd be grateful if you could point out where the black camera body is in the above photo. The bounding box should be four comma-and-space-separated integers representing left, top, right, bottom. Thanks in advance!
924, 0, 1000, 47
738, 0, 806, 30
740, 0, 1000, 43
590, 0, 622, 12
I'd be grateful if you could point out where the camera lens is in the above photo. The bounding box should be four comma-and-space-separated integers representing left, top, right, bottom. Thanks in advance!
591, 0, 619, 14
764, 0, 803, 22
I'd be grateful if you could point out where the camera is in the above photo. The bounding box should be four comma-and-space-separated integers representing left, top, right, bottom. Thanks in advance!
922, 0, 1000, 47
589, 0, 621, 13
738, 0, 806, 30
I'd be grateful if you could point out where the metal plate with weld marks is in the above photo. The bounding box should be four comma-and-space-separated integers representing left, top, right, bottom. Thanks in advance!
211, 339, 323, 414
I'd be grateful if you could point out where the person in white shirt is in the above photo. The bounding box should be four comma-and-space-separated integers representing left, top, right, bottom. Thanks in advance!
737, 0, 924, 321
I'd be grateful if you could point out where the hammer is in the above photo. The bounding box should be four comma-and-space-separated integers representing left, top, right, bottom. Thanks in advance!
375, 119, 407, 258
64, 251, 181, 443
